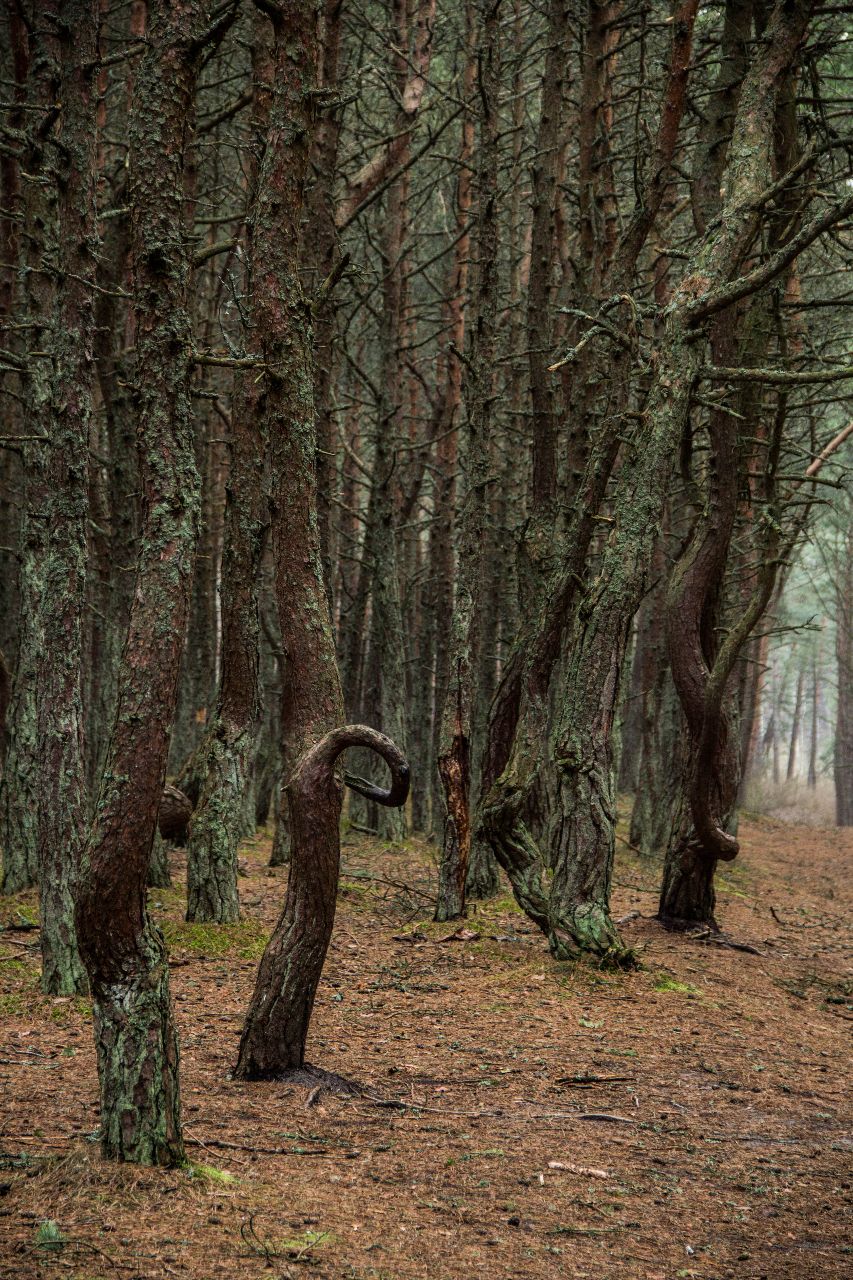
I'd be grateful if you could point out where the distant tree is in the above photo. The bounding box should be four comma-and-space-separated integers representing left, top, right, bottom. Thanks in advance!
185, 14, 272, 924
434, 0, 500, 922
833, 511, 853, 825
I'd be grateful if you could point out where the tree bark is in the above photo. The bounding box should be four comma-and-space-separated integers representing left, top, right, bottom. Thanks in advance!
75, 0, 209, 1166
476, 0, 700, 957
434, 0, 499, 921
231, 2, 409, 1078
834, 517, 853, 825
237, 728, 408, 1076
0, 1, 97, 998
185, 19, 273, 924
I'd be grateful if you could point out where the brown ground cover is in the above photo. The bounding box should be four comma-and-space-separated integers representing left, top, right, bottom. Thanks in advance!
1, 812, 850, 1280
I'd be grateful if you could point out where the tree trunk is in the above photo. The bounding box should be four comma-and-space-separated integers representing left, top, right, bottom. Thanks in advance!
0, 4, 27, 677
807, 650, 819, 789
231, 6, 408, 1079
75, 0, 210, 1166
34, 0, 98, 995
786, 665, 805, 782
434, 0, 498, 921
627, 530, 684, 857
185, 19, 273, 924
834, 518, 853, 825
480, 0, 809, 959
0, 1, 96, 997
237, 728, 408, 1076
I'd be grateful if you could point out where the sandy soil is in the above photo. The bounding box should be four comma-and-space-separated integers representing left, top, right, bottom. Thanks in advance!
0, 812, 850, 1280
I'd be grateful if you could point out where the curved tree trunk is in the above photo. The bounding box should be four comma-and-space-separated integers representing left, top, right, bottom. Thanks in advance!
478, 0, 809, 960
660, 3, 805, 926
75, 0, 211, 1166
221, 0, 395, 1081
237, 728, 408, 1077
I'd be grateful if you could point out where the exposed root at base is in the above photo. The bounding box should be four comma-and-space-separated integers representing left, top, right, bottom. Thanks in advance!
272, 1063, 367, 1097
656, 912, 721, 934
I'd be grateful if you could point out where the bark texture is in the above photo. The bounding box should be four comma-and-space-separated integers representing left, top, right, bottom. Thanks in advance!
434, 0, 500, 921
75, 0, 209, 1166
236, 727, 409, 1076
228, 1, 408, 1081
185, 21, 271, 924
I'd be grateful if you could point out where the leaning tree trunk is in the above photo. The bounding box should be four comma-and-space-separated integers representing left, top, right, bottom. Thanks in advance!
75, 0, 211, 1167
237, 729, 408, 1077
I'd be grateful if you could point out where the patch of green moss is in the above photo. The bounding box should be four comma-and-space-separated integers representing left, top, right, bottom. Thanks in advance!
49, 996, 93, 1022
0, 990, 28, 1017
161, 918, 269, 960
653, 973, 699, 995
184, 1162, 238, 1185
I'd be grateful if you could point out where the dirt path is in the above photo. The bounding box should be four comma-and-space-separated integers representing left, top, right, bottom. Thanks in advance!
1, 814, 850, 1279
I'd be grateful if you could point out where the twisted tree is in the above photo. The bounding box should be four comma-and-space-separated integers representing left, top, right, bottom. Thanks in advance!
229, 0, 409, 1079
236, 727, 408, 1077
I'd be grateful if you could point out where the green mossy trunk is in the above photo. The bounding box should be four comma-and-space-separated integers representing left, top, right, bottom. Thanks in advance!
92, 931, 182, 1164
35, 0, 99, 996
545, 333, 699, 962
148, 830, 172, 890
0, 20, 53, 898
0, 677, 39, 892
0, 1, 96, 995
186, 735, 245, 922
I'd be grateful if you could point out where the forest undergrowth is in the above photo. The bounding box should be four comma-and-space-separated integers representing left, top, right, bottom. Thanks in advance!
0, 810, 850, 1280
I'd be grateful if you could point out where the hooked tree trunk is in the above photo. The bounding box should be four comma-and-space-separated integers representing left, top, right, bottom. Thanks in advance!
237, 728, 408, 1076
231, 1, 409, 1079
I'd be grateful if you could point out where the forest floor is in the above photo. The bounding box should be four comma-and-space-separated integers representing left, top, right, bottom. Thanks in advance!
0, 809, 850, 1280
